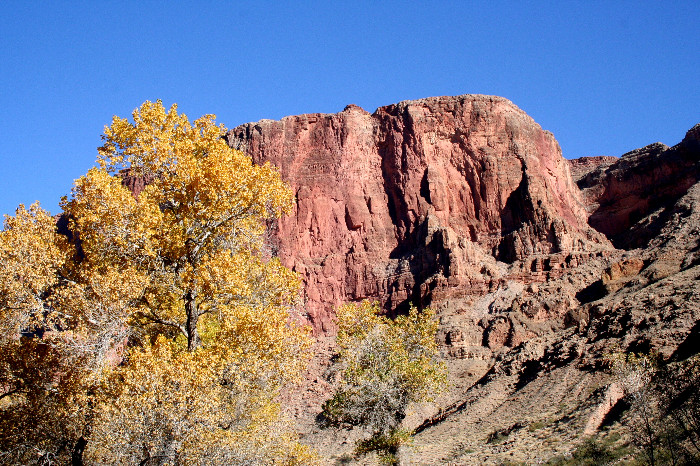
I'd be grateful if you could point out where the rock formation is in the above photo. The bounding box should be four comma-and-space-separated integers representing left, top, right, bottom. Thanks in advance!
227, 95, 609, 333
575, 124, 700, 248
568, 155, 616, 184
225, 96, 699, 463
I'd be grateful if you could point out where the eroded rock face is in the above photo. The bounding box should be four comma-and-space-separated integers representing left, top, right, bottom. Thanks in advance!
223, 96, 700, 462
119, 169, 154, 198
568, 156, 617, 185
227, 95, 609, 332
400, 128, 700, 464
576, 124, 700, 248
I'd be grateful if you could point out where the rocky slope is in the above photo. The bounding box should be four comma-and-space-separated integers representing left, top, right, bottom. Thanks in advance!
404, 165, 700, 464
227, 97, 699, 464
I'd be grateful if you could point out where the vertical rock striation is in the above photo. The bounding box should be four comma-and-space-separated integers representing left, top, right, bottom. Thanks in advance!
227, 95, 609, 332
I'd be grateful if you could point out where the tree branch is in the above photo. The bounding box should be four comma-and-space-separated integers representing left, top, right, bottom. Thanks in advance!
140, 309, 186, 336
0, 387, 23, 401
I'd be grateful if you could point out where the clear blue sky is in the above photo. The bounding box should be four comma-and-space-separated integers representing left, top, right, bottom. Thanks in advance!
1, 1, 698, 217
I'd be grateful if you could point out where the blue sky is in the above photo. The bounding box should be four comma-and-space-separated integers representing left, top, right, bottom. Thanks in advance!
1, 1, 698, 217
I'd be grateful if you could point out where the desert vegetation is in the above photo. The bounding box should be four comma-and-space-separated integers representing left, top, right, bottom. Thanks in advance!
320, 301, 446, 465
603, 351, 700, 465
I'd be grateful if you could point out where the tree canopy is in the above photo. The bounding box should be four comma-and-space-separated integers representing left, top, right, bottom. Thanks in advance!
322, 301, 447, 465
0, 101, 316, 465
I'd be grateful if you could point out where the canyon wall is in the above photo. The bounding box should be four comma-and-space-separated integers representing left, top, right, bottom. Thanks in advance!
227, 95, 609, 332
574, 123, 700, 248
225, 96, 700, 462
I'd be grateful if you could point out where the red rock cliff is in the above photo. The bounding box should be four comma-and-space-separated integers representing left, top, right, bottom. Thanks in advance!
575, 124, 700, 248
227, 95, 609, 332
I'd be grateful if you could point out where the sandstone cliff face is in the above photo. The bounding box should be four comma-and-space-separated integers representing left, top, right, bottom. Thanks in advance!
405, 163, 700, 465
227, 95, 609, 332
402, 125, 700, 464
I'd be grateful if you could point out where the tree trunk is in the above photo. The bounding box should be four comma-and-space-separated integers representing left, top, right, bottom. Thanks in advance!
185, 290, 201, 351
71, 436, 87, 466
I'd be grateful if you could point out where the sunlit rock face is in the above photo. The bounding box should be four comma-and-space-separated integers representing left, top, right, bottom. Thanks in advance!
227, 101, 700, 463
226, 95, 609, 333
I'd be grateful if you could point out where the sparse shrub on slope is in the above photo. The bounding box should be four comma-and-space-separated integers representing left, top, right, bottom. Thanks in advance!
606, 351, 700, 465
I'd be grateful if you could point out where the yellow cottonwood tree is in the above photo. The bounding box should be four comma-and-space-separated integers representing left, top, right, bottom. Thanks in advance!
0, 203, 92, 465
0, 203, 69, 341
0, 101, 316, 465
322, 301, 447, 465
66, 100, 296, 352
